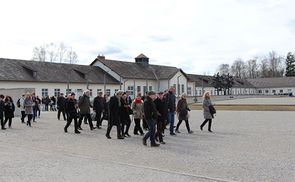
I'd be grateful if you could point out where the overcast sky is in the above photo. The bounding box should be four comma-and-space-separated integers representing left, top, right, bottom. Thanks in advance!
1, 0, 295, 75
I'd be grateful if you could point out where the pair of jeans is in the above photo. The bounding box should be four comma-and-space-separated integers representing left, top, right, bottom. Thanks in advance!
143, 119, 156, 144
21, 111, 26, 123
167, 112, 175, 134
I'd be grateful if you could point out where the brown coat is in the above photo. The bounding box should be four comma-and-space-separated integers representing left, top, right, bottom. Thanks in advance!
176, 98, 189, 121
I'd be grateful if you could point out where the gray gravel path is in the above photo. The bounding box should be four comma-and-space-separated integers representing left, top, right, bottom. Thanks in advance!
0, 110, 294, 182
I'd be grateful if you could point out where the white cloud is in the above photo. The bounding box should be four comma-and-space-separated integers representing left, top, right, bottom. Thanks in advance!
1, 0, 295, 74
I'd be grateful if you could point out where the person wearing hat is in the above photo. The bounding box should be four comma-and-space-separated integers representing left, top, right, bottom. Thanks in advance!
64, 93, 80, 134
142, 91, 160, 147
57, 93, 67, 121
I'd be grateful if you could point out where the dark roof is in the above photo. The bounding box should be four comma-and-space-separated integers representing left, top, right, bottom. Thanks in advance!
0, 58, 119, 84
187, 74, 254, 88
92, 57, 185, 80
135, 54, 149, 59
247, 77, 295, 88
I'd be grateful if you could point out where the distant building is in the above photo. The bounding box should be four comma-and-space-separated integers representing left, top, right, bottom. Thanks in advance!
1, 55, 295, 99
247, 77, 295, 96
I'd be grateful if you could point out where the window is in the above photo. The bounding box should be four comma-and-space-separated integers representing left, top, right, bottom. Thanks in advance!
143, 86, 147, 94
106, 89, 111, 96
77, 89, 83, 95
137, 86, 141, 92
66, 89, 72, 95
181, 84, 185, 93
54, 89, 60, 97
127, 86, 134, 95
41, 88, 48, 97
258, 90, 262, 94
265, 90, 269, 94
272, 90, 276, 94
187, 87, 192, 95
89, 89, 93, 97
280, 90, 283, 93
149, 86, 153, 91
199, 90, 202, 96
97, 89, 102, 95
115, 89, 119, 94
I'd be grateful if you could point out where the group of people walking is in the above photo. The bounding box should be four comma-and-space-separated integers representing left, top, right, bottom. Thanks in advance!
60, 87, 215, 148
0, 92, 41, 129
0, 88, 216, 148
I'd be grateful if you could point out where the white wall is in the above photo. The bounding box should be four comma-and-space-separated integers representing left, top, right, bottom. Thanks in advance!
0, 81, 120, 98
169, 71, 187, 96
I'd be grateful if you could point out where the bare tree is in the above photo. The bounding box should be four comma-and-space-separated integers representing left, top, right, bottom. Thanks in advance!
231, 58, 246, 78
46, 42, 58, 62
32, 45, 47, 62
217, 64, 230, 75
57, 42, 67, 63
67, 48, 78, 64
246, 58, 259, 78
267, 51, 284, 77
32, 42, 78, 64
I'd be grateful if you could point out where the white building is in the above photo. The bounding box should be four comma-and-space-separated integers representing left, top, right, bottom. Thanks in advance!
90, 54, 188, 98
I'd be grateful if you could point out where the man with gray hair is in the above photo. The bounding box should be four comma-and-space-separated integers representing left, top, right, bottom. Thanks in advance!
106, 90, 124, 139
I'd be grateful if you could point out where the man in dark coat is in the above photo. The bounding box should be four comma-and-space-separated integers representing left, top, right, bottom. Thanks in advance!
57, 93, 67, 121
78, 90, 95, 130
142, 91, 160, 147
105, 90, 124, 139
93, 91, 104, 128
154, 92, 166, 144
167, 87, 176, 135
64, 93, 80, 134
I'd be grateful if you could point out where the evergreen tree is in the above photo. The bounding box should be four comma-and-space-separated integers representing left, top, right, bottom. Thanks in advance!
285, 52, 295, 77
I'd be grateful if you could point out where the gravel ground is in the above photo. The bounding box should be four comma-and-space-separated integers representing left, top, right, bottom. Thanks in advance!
0, 110, 294, 182
213, 97, 295, 105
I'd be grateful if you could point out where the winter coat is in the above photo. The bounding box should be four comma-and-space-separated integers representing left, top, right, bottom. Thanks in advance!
93, 96, 104, 112
108, 95, 121, 126
177, 98, 190, 121
4, 102, 15, 118
143, 96, 158, 121
24, 98, 34, 115
57, 96, 66, 110
203, 98, 213, 119
131, 98, 144, 119
167, 91, 176, 112
154, 98, 166, 120
78, 94, 91, 114
0, 100, 5, 117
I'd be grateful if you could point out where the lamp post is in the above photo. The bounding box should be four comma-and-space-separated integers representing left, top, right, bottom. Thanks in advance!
177, 75, 182, 96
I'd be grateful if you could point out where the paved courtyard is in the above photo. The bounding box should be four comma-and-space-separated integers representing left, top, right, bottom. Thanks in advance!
0, 110, 294, 182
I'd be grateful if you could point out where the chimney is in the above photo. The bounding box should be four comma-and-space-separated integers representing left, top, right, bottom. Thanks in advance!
135, 54, 149, 66
97, 55, 105, 60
